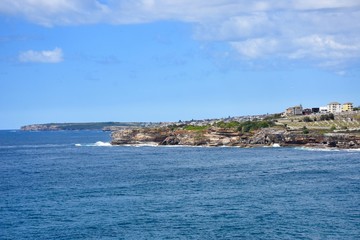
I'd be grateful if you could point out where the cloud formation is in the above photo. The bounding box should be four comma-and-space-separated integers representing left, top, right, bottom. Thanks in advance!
2, 0, 360, 68
19, 48, 63, 63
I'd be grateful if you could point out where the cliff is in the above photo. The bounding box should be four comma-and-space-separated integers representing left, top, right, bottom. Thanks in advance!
111, 127, 360, 149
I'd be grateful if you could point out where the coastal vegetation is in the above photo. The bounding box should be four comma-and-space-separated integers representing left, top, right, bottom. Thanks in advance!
302, 126, 309, 134
319, 113, 335, 121
237, 120, 275, 132
214, 120, 275, 132
183, 125, 209, 131
164, 120, 276, 133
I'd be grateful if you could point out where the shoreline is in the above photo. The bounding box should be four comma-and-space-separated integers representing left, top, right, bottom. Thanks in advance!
79, 141, 360, 152
111, 127, 360, 150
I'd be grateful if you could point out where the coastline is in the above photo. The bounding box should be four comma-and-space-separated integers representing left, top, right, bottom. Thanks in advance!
108, 143, 360, 151
110, 127, 360, 150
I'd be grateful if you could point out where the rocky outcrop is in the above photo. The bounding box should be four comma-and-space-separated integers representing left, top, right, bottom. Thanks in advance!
111, 127, 360, 149
111, 128, 170, 145
249, 129, 360, 149
111, 128, 244, 146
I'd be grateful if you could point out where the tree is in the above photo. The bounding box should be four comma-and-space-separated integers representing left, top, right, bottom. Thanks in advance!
303, 116, 312, 122
302, 126, 309, 134
320, 114, 334, 121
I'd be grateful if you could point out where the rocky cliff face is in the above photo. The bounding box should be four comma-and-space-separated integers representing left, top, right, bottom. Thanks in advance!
111, 127, 360, 149
249, 129, 360, 149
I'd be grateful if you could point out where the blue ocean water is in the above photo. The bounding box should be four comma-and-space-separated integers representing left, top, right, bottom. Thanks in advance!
0, 130, 359, 239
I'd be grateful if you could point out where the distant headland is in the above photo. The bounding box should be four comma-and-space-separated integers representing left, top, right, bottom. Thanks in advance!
20, 122, 157, 131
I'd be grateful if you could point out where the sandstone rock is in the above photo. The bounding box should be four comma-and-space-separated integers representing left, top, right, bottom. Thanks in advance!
111, 127, 360, 149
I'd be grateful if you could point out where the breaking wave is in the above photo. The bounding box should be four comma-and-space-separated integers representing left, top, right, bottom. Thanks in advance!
75, 141, 112, 147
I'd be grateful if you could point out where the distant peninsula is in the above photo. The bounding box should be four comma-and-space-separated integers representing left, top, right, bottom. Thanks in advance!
20, 122, 158, 131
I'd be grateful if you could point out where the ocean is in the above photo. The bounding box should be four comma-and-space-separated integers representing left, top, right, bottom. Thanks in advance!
0, 130, 359, 239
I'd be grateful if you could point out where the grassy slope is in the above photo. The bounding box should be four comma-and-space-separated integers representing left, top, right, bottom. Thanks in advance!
276, 112, 360, 130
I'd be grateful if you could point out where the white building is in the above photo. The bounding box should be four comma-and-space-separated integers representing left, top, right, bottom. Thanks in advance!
319, 106, 328, 113
327, 102, 342, 113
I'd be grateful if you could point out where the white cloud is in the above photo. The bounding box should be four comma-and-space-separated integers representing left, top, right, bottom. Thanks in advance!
230, 38, 279, 59
19, 48, 63, 63
289, 35, 360, 62
292, 0, 360, 10
2, 0, 360, 68
0, 0, 109, 26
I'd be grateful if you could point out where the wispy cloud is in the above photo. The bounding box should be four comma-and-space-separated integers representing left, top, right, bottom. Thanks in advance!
2, 0, 360, 69
0, 0, 109, 26
19, 48, 63, 63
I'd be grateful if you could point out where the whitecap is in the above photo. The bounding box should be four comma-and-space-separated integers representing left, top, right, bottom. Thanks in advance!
122, 142, 159, 147
74, 141, 112, 147
94, 141, 112, 147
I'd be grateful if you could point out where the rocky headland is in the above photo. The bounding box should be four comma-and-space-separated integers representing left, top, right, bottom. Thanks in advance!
111, 127, 360, 149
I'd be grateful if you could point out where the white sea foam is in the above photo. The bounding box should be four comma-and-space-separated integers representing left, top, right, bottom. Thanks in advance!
272, 143, 281, 148
123, 142, 159, 147
295, 147, 340, 152
94, 141, 112, 147
120, 143, 212, 148
74, 141, 112, 147
344, 148, 360, 152
295, 146, 360, 152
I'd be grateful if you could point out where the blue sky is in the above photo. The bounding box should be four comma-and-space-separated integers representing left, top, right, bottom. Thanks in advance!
1, 0, 359, 129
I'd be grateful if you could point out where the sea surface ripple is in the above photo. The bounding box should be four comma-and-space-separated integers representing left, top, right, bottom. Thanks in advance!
0, 130, 359, 239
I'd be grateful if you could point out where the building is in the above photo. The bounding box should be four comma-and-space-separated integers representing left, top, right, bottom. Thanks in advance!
327, 102, 342, 113
302, 108, 312, 115
312, 108, 320, 113
342, 102, 353, 112
320, 106, 328, 113
285, 105, 303, 116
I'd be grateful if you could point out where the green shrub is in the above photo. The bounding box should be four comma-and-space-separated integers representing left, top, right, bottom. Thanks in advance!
303, 116, 312, 122
320, 114, 335, 121
215, 121, 241, 129
236, 120, 274, 133
302, 126, 309, 134
183, 125, 209, 131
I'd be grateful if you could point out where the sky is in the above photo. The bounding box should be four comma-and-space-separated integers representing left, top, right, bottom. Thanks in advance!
0, 0, 360, 129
